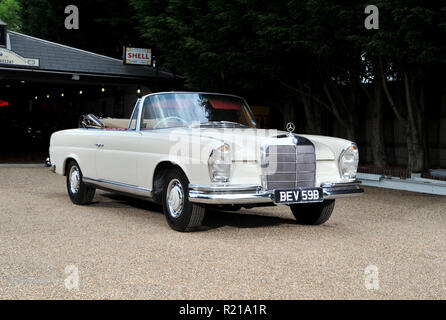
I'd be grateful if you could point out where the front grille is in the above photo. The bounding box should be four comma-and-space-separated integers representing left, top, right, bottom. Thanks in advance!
263, 144, 316, 190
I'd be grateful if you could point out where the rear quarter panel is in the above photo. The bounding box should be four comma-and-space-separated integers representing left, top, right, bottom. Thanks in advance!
50, 129, 98, 177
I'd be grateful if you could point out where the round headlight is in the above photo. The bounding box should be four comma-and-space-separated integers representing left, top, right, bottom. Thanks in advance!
208, 143, 232, 182
339, 143, 359, 181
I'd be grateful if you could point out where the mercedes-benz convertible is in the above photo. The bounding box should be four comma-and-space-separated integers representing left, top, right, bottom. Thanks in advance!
47, 92, 363, 231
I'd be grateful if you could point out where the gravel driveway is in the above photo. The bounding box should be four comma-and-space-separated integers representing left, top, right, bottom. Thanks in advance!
1, 167, 445, 299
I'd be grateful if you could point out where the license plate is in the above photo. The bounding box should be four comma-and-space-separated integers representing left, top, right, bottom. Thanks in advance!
274, 187, 323, 204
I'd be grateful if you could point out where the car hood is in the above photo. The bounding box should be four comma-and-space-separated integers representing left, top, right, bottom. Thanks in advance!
190, 127, 338, 161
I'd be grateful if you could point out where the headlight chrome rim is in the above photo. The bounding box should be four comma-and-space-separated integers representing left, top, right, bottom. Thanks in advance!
338, 143, 359, 181
208, 143, 232, 183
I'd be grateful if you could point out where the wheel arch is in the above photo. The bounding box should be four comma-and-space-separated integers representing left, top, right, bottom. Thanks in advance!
152, 160, 189, 203
62, 154, 81, 176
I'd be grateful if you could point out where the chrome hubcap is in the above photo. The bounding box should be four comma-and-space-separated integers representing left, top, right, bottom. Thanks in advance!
69, 166, 81, 194
167, 179, 184, 218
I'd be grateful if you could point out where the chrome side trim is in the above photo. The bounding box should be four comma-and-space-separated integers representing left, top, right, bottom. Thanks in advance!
138, 92, 257, 131
189, 189, 273, 205
141, 91, 247, 104
83, 177, 152, 198
189, 184, 260, 193
136, 98, 143, 132
128, 98, 141, 131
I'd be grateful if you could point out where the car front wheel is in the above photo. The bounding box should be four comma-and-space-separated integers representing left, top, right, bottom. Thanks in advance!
66, 160, 95, 205
290, 200, 335, 225
162, 168, 205, 232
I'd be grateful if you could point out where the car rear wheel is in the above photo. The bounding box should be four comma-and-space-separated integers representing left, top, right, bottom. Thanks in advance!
290, 200, 335, 225
66, 160, 95, 205
162, 168, 205, 232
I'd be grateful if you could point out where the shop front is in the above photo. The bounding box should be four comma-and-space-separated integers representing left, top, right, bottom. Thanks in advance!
0, 19, 180, 162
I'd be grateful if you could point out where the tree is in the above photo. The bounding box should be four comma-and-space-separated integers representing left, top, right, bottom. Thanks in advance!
19, 0, 139, 58
360, 0, 446, 171
0, 0, 22, 31
131, 0, 446, 171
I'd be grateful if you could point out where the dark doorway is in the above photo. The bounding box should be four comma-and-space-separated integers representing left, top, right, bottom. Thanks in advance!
0, 79, 140, 162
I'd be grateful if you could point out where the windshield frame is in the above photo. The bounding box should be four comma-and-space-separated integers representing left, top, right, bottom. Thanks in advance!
138, 92, 257, 131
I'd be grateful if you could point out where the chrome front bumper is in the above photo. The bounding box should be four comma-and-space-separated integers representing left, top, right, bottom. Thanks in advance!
189, 181, 364, 205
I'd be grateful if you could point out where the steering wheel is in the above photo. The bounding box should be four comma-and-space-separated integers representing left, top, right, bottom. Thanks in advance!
153, 116, 188, 129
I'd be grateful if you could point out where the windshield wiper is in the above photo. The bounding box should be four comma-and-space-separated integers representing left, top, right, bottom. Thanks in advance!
194, 121, 250, 128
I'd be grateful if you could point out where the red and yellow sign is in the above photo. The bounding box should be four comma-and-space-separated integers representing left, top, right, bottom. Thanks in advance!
124, 47, 152, 66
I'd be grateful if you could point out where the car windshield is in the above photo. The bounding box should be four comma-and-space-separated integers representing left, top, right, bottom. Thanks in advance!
140, 93, 256, 130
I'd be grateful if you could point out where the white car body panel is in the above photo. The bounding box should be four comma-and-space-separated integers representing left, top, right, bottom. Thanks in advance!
50, 127, 349, 188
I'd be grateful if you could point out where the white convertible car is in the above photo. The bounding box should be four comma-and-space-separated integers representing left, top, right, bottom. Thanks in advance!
48, 92, 363, 231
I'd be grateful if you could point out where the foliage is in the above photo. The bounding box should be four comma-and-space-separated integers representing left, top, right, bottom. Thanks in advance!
130, 0, 445, 170
0, 0, 22, 31
19, 0, 139, 58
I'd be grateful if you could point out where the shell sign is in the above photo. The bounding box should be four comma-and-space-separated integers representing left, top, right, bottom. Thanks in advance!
124, 47, 152, 66
0, 48, 40, 67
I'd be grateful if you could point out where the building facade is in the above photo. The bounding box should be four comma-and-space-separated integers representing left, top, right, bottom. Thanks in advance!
0, 20, 181, 162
